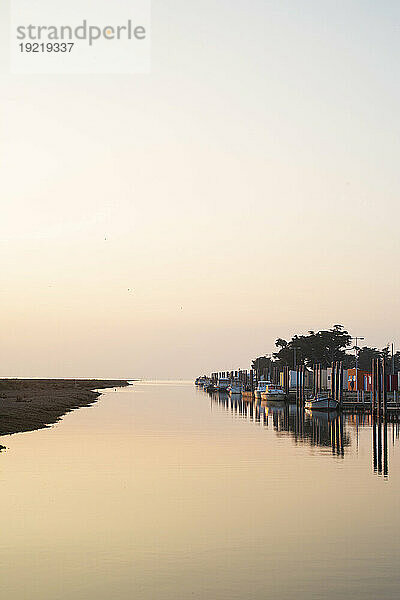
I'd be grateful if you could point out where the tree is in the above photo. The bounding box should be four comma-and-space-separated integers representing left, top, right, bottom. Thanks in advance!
380, 347, 400, 373
251, 327, 400, 374
251, 356, 273, 377
355, 347, 381, 371
272, 325, 352, 368
352, 346, 400, 373
394, 351, 400, 373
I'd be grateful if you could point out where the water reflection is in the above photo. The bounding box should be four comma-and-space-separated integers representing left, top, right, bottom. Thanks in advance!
207, 391, 400, 480
373, 419, 389, 477
2, 383, 400, 600
210, 393, 349, 456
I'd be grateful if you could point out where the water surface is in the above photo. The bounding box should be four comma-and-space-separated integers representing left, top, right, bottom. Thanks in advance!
1, 381, 399, 599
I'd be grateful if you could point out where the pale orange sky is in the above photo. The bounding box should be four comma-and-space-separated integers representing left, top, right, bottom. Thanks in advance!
0, 0, 399, 378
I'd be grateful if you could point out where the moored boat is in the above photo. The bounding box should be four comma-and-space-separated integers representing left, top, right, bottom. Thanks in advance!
255, 379, 270, 399
261, 383, 286, 401
228, 380, 243, 395
305, 395, 339, 411
205, 382, 218, 392
216, 377, 230, 392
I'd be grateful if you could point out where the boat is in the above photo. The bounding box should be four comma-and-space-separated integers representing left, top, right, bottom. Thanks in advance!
205, 382, 218, 393
216, 377, 230, 392
255, 379, 271, 399
195, 376, 209, 386
228, 380, 243, 395
261, 383, 286, 401
305, 395, 339, 411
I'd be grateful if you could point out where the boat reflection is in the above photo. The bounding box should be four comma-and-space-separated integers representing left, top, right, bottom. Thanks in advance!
207, 391, 399, 479
210, 393, 349, 456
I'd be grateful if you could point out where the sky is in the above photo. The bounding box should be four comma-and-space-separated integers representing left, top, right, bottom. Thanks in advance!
0, 0, 399, 379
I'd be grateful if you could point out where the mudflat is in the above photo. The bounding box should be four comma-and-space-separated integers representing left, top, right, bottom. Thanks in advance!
0, 379, 130, 437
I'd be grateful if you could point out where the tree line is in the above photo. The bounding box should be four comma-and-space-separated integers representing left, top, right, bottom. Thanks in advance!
252, 325, 400, 373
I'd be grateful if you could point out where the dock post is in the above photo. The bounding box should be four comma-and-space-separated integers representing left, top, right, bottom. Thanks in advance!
313, 365, 316, 397
319, 363, 322, 394
382, 358, 387, 419
283, 366, 289, 398
338, 361, 343, 406
377, 358, 382, 419
333, 361, 339, 403
300, 365, 303, 404
377, 418, 382, 474
372, 360, 376, 416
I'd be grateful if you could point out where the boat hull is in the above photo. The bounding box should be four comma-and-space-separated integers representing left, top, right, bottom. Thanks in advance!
216, 379, 230, 392
305, 398, 339, 411
205, 385, 218, 392
261, 392, 286, 402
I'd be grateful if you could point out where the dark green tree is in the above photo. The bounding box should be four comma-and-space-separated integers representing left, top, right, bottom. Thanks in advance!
251, 355, 273, 377
394, 351, 400, 373
353, 347, 400, 373
252, 328, 399, 374
272, 325, 353, 368
380, 347, 400, 373
355, 347, 381, 371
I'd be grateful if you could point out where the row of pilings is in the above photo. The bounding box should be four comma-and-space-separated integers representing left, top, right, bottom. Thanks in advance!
372, 357, 388, 418
210, 368, 281, 391
210, 359, 394, 413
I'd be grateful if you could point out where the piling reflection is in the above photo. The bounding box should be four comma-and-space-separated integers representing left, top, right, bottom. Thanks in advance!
210, 393, 349, 456
372, 418, 389, 478
273, 404, 348, 457
207, 390, 400, 479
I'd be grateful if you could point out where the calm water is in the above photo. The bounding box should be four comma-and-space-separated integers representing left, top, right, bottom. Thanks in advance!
1, 381, 400, 600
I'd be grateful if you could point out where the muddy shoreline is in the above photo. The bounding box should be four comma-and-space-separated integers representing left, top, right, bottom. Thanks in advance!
0, 379, 131, 438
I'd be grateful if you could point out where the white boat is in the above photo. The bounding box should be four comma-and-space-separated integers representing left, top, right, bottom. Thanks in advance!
216, 378, 230, 392
195, 376, 209, 387
255, 379, 270, 399
229, 381, 243, 395
305, 395, 339, 411
261, 384, 286, 401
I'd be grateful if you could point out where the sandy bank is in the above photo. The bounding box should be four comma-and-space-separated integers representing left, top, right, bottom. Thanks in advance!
0, 379, 130, 438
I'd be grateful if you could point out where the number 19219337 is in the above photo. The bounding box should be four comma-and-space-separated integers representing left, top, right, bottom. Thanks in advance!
19, 42, 74, 52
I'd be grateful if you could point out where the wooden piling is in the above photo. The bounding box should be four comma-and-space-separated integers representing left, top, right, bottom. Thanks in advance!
382, 359, 387, 418
338, 361, 343, 405
283, 366, 289, 398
